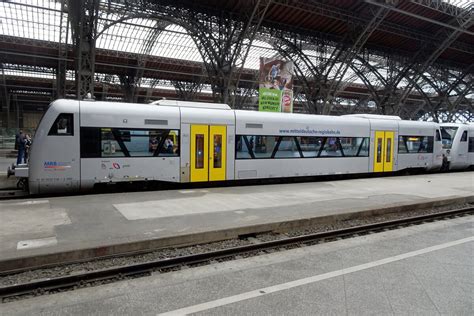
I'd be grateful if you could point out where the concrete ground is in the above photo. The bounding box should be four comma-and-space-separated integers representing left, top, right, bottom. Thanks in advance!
1, 212, 471, 315
0, 172, 472, 272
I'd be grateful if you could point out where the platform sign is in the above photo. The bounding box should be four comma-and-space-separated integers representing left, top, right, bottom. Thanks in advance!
258, 57, 294, 113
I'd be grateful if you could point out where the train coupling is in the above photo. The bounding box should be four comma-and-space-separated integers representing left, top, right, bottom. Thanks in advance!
7, 163, 29, 178
6, 163, 15, 178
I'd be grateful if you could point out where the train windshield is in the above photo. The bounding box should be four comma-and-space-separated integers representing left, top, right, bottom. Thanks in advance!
440, 126, 458, 149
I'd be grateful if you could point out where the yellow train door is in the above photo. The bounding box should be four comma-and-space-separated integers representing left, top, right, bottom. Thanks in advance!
190, 125, 227, 182
374, 131, 394, 172
209, 125, 226, 181
190, 125, 209, 182
384, 131, 394, 172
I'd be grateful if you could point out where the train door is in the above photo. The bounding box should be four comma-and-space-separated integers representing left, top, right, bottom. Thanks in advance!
457, 129, 469, 165
374, 131, 394, 172
190, 125, 226, 182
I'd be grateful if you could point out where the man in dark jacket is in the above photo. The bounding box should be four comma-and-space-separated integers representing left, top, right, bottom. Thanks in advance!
15, 129, 22, 150
16, 131, 26, 165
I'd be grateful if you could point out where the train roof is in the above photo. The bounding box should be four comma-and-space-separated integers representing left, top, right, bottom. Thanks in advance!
342, 114, 402, 120
151, 99, 231, 110
49, 100, 452, 129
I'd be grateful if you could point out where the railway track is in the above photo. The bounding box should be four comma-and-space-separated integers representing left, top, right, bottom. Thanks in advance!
0, 189, 29, 199
1, 205, 472, 302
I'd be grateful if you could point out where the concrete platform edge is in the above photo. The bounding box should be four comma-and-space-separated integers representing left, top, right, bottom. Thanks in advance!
1, 195, 473, 273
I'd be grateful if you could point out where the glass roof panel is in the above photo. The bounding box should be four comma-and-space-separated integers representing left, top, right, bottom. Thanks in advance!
243, 40, 276, 70
150, 24, 203, 62
0, 0, 70, 43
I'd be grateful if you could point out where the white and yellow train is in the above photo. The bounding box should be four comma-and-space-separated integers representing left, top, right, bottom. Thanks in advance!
10, 99, 473, 194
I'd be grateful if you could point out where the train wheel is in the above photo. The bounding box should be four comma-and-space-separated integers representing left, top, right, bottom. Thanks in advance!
17, 178, 28, 191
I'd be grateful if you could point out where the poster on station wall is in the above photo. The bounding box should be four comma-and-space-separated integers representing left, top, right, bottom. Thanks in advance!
258, 57, 294, 113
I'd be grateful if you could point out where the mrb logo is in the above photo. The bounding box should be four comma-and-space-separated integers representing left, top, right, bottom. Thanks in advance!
44, 161, 70, 170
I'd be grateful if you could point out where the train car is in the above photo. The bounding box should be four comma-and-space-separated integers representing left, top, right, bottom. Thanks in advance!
440, 123, 474, 170
11, 99, 444, 194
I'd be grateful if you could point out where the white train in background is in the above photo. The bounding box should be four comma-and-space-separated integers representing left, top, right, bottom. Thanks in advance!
440, 123, 474, 170
10, 99, 472, 194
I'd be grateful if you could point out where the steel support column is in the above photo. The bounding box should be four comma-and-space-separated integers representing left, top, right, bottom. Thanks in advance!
0, 64, 10, 128
172, 80, 204, 101
321, 5, 392, 114
56, 0, 69, 99
69, 0, 99, 99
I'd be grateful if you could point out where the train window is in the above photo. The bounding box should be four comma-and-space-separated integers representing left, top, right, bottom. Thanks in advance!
81, 128, 180, 158
252, 136, 278, 159
426, 136, 434, 152
469, 137, 474, 152
376, 138, 382, 163
398, 136, 408, 153
80, 127, 101, 158
339, 137, 369, 157
398, 136, 433, 154
356, 138, 370, 157
213, 134, 222, 168
236, 135, 369, 159
436, 130, 441, 141
460, 131, 467, 142
101, 129, 126, 157
297, 136, 323, 158
386, 138, 391, 163
195, 134, 204, 169
48, 113, 73, 136
339, 137, 355, 156
440, 127, 458, 149
320, 137, 343, 157
159, 130, 179, 157
236, 136, 253, 159
274, 137, 302, 158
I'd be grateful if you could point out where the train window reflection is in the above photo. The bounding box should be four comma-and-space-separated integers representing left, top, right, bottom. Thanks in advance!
274, 137, 301, 158
236, 135, 252, 159
356, 138, 370, 157
398, 136, 433, 154
339, 137, 369, 157
297, 136, 323, 158
253, 136, 278, 158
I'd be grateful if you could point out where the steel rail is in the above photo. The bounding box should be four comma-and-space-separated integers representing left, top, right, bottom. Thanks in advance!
1, 205, 472, 301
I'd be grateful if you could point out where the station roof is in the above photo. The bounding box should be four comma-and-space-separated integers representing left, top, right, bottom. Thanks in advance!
162, 0, 474, 67
0, 0, 472, 115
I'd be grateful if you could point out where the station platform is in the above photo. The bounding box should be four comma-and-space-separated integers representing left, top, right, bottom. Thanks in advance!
0, 172, 472, 272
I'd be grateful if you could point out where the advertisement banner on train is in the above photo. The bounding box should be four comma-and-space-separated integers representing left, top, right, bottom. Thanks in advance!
258, 57, 294, 113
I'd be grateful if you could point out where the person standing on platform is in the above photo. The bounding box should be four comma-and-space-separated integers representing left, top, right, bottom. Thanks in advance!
15, 129, 22, 151
16, 131, 26, 165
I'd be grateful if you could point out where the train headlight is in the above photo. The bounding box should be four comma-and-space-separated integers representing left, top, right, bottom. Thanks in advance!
446, 150, 450, 154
